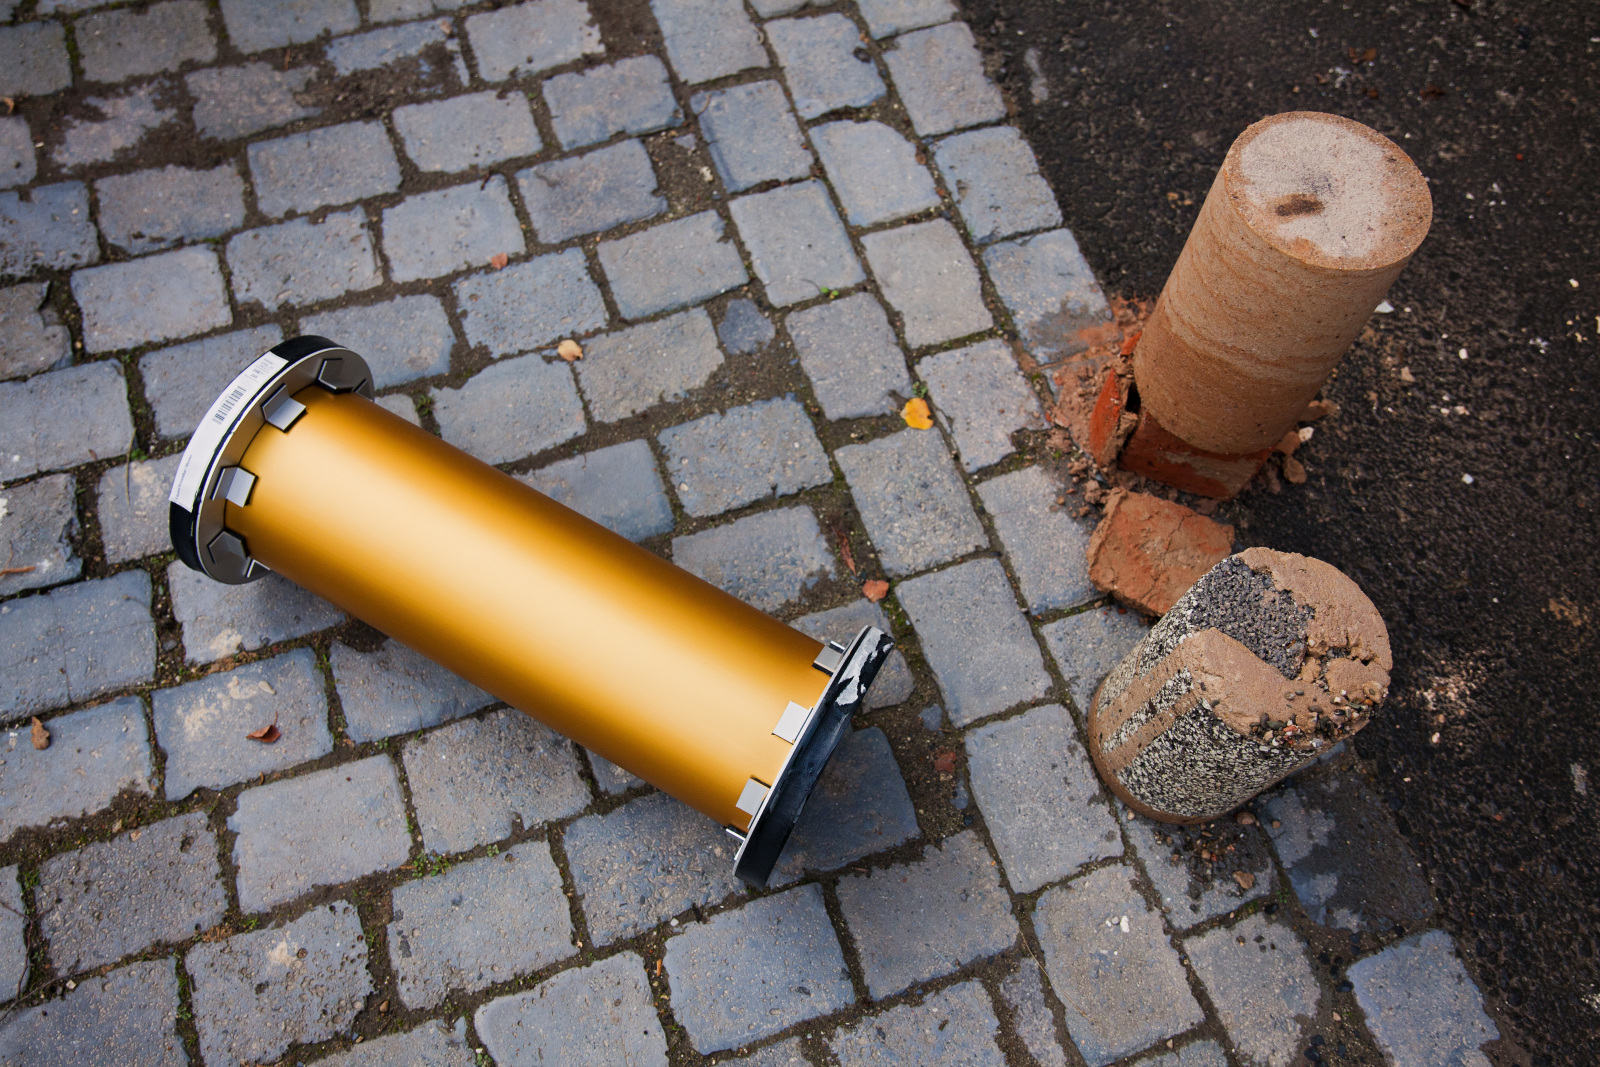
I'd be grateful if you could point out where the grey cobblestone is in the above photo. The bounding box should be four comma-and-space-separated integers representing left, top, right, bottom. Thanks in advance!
918, 339, 1042, 471
672, 506, 834, 612
167, 562, 344, 664
716, 297, 776, 355
377, 393, 421, 424
1039, 605, 1148, 712
966, 703, 1121, 892
1139, 1041, 1230, 1067
454, 249, 608, 359
54, 83, 177, 170
659, 396, 830, 517
857, 0, 957, 38
476, 952, 668, 1067
0, 958, 184, 1067
0, 575, 155, 720
521, 438, 675, 542
228, 756, 411, 912
518, 139, 666, 245
786, 292, 912, 421
382, 178, 523, 284
830, 980, 1005, 1066
729, 1038, 807, 1066
0, 697, 152, 843
227, 208, 381, 311
575, 307, 723, 423
935, 126, 1063, 244
731, 181, 864, 307
0, 118, 32, 190
139, 324, 284, 439
1123, 811, 1275, 930
0, 866, 23, 1002
75, 247, 232, 353
370, 0, 473, 20
38, 811, 225, 974
186, 899, 370, 1067
811, 120, 940, 228
750, 0, 825, 13
1185, 914, 1320, 1067
0, 22, 72, 98
0, 473, 79, 596
331, 638, 493, 743
882, 22, 1005, 136
1349, 930, 1498, 1067
599, 210, 749, 319
187, 63, 320, 140
301, 294, 455, 388
838, 830, 1016, 998
999, 958, 1069, 1067
768, 14, 888, 121
390, 842, 575, 1009
219, 0, 359, 53
771, 726, 919, 883
862, 218, 991, 347
152, 648, 333, 799
544, 54, 681, 150
0, 283, 69, 380
95, 163, 245, 255
666, 883, 853, 1054
984, 229, 1114, 364
466, 0, 603, 82
325, 19, 463, 80
403, 709, 589, 854
0, 183, 99, 275
791, 599, 914, 708
78, 1, 216, 85
394, 91, 542, 173
587, 750, 644, 794
977, 465, 1094, 611
313, 1018, 474, 1067
695, 81, 813, 194
834, 428, 984, 577
898, 558, 1052, 725
652, 0, 767, 85
1033, 864, 1204, 1067
431, 353, 586, 465
249, 121, 401, 218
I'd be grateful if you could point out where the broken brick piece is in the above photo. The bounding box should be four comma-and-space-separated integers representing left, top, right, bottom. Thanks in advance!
1117, 409, 1273, 500
1084, 357, 1137, 469
1086, 489, 1235, 615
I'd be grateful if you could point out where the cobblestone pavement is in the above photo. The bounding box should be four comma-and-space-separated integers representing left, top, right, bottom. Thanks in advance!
0, 1, 1501, 1065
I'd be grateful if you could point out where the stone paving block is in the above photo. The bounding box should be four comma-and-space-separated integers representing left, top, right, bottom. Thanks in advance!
0, 575, 154, 721
187, 900, 370, 1067
467, 0, 603, 82
966, 703, 1121, 891
394, 91, 542, 174
0, 958, 184, 1067
229, 757, 410, 912
95, 163, 245, 255
666, 883, 853, 1054
376, 393, 421, 424
249, 121, 400, 218
518, 139, 665, 245
521, 438, 674, 542
152, 648, 333, 799
227, 208, 381, 311
0, 697, 152, 843
566, 791, 741, 944
600, 210, 748, 319
791, 600, 913, 708
899, 559, 1052, 725
315, 1018, 474, 1067
79, 1, 216, 85
694, 81, 813, 194
544, 54, 681, 150
672, 506, 834, 612
301, 294, 454, 389
0, 865, 23, 1001
476, 952, 668, 1067
1033, 864, 1205, 1067
1138, 1041, 1230, 1067
382, 178, 525, 284
431, 353, 586, 465
882, 23, 1005, 136
749, 0, 823, 13
404, 709, 589, 854
587, 750, 644, 794
919, 339, 1042, 471
575, 307, 723, 423
331, 638, 493, 743
857, 0, 957, 38
717, 297, 775, 355
834, 428, 984, 577
390, 841, 574, 1008
730, 181, 864, 307
219, 0, 359, 53
0, 117, 35, 191
0, 283, 68, 380
139, 324, 284, 439
786, 293, 910, 421
325, 19, 463, 80
935, 126, 1063, 245
1123, 810, 1274, 930
830, 981, 1005, 1066
39, 811, 225, 975
187, 63, 320, 140
659, 396, 830, 517
999, 958, 1069, 1067
0, 473, 78, 596
74, 248, 231, 354
1349, 929, 1498, 1067
454, 248, 607, 359
167, 562, 344, 664
977, 466, 1094, 612
54, 82, 177, 170
728, 1038, 808, 1066
0, 22, 71, 98
862, 218, 991, 348
768, 14, 887, 121
984, 228, 1114, 364
0, 182, 99, 275
811, 120, 940, 228
838, 830, 1017, 998
770, 726, 919, 884
652, 0, 767, 84
369, 0, 473, 19
1039, 604, 1148, 712
1185, 914, 1319, 1067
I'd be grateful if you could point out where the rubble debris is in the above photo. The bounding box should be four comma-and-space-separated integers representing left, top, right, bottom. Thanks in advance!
1085, 489, 1236, 615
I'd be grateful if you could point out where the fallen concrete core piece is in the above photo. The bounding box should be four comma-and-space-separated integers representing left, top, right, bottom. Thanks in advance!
1088, 547, 1392, 823
1086, 488, 1235, 616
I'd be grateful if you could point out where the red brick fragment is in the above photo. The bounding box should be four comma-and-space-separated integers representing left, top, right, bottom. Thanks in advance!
1086, 489, 1236, 615
1116, 409, 1272, 500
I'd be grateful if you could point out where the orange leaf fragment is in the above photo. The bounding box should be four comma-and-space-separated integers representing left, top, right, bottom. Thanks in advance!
557, 338, 583, 362
489, 252, 510, 270
862, 579, 889, 603
30, 716, 49, 750
246, 713, 281, 744
932, 751, 957, 773
901, 397, 933, 429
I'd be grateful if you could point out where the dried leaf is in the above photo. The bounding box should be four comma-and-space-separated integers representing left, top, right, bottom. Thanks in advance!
557, 338, 583, 362
862, 579, 889, 603
30, 717, 49, 750
489, 252, 510, 270
246, 713, 281, 744
1232, 870, 1256, 891
833, 527, 857, 575
901, 397, 933, 429
932, 751, 957, 773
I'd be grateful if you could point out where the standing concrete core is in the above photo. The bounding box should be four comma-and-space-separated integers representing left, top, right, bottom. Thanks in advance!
1132, 112, 1432, 455
1088, 547, 1392, 823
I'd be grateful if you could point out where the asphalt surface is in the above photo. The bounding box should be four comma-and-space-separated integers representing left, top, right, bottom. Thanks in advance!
959, 1, 1599, 1062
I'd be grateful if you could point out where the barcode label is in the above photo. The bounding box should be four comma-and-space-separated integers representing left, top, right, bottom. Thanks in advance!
169, 353, 288, 509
